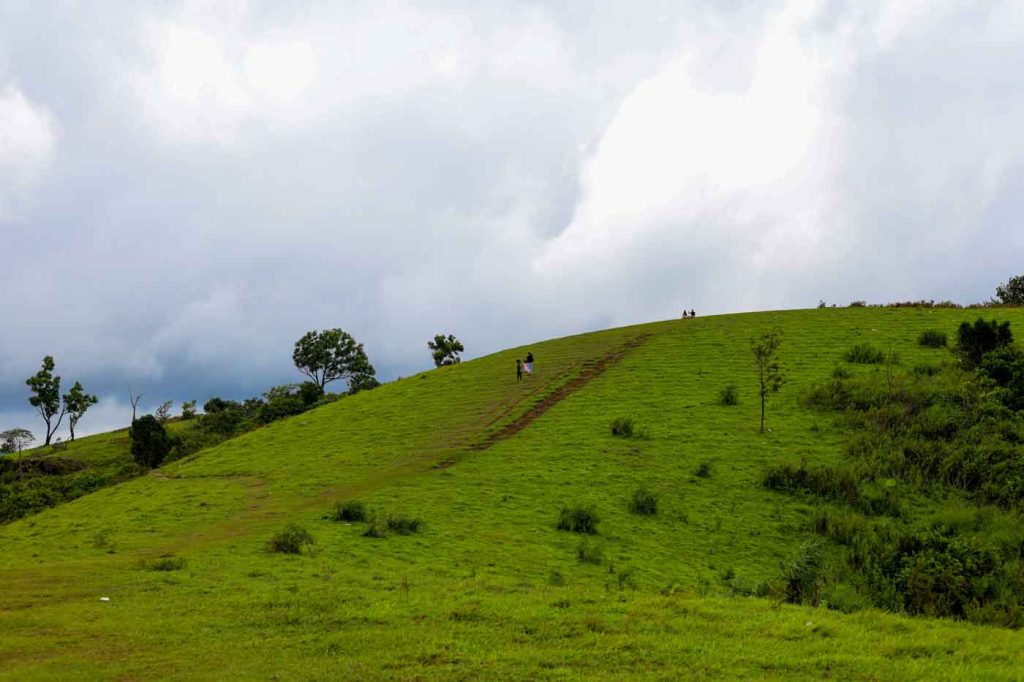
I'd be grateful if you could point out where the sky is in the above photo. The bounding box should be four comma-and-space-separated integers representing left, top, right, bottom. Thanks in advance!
2, 0, 1024, 438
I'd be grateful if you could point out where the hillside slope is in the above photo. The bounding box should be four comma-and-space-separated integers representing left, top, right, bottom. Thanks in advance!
3, 308, 1024, 679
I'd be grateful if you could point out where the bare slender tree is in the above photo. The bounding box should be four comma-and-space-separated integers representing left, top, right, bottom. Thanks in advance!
128, 384, 142, 423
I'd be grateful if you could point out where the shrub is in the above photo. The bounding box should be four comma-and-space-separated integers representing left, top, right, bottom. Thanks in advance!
268, 524, 315, 554
386, 515, 423, 535
557, 505, 599, 534
718, 384, 739, 406
849, 300, 867, 307
576, 540, 604, 565
610, 417, 635, 437
330, 500, 367, 522
362, 518, 386, 538
628, 487, 658, 515
145, 555, 187, 571
844, 343, 885, 364
831, 365, 851, 379
918, 330, 948, 348
955, 318, 1013, 368
129, 415, 171, 468
695, 462, 712, 478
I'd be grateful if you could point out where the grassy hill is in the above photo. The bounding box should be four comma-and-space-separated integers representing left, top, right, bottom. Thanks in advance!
3, 307, 1024, 679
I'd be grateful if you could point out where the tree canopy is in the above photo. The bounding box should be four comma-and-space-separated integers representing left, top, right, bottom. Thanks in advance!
292, 329, 376, 393
0, 429, 35, 455
995, 275, 1024, 306
428, 334, 465, 367
26, 356, 65, 446
62, 382, 98, 442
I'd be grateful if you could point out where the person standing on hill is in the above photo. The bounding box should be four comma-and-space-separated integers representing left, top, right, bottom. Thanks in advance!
690, 309, 696, 318
516, 358, 523, 382
524, 352, 534, 376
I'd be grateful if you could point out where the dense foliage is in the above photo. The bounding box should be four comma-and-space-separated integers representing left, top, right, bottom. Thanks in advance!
766, 319, 1024, 626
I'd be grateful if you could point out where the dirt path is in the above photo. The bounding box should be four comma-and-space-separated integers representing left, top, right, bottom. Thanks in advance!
467, 333, 651, 451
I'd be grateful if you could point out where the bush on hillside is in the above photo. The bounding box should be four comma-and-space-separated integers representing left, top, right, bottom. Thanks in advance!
844, 343, 886, 364
268, 524, 315, 554
610, 416, 635, 437
718, 384, 739, 406
628, 487, 658, 515
130, 415, 171, 468
557, 505, 599, 534
386, 515, 423, 535
330, 500, 367, 522
955, 318, 1013, 368
918, 330, 948, 348
695, 461, 713, 478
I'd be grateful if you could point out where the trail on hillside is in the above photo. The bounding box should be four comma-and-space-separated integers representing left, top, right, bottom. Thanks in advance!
466, 333, 651, 451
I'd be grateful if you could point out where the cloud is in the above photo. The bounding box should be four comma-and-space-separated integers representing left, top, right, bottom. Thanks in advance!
0, 82, 57, 220
2, 1, 1024, 436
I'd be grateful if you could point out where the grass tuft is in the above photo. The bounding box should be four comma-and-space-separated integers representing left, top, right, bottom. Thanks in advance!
557, 505, 599, 534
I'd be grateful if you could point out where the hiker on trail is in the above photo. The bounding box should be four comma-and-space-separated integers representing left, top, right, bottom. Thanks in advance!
516, 358, 523, 382
525, 352, 534, 376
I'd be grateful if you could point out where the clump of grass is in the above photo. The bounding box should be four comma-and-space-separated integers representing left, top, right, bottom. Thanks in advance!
918, 330, 948, 348
576, 540, 604, 565
268, 524, 315, 554
362, 517, 386, 538
144, 555, 186, 571
330, 500, 367, 522
695, 462, 712, 479
832, 365, 851, 379
628, 487, 658, 515
386, 515, 423, 535
718, 384, 739, 406
912, 363, 942, 377
610, 416, 635, 437
844, 343, 885, 364
548, 570, 566, 586
557, 505, 599, 534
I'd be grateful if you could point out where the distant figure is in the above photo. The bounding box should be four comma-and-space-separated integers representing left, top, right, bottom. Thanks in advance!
516, 358, 523, 382
525, 352, 534, 376
690, 309, 696, 318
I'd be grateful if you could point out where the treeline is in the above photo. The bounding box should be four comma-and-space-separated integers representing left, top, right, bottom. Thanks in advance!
764, 318, 1024, 627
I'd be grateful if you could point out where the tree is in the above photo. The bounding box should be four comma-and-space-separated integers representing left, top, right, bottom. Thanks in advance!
751, 329, 784, 433
130, 415, 170, 468
955, 318, 1013, 368
127, 384, 142, 422
0, 428, 34, 455
428, 334, 465, 367
995, 275, 1024, 305
26, 356, 66, 446
292, 329, 376, 394
62, 382, 98, 442
156, 400, 174, 423
0, 428, 35, 480
181, 400, 197, 420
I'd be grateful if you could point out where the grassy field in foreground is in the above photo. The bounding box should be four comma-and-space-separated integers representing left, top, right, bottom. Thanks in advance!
2, 307, 1024, 679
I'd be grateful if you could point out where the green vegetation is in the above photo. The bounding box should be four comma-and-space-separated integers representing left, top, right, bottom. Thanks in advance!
428, 333, 465, 367
844, 342, 886, 364
4, 308, 1024, 679
917, 329, 948, 347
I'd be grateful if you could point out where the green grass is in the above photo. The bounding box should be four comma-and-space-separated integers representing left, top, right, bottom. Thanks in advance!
3, 307, 1024, 679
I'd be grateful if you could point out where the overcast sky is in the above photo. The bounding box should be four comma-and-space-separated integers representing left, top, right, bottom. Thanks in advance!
3, 0, 1024, 437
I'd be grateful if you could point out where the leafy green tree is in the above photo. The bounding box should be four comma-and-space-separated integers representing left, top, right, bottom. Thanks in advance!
181, 400, 197, 420
62, 382, 98, 442
292, 329, 376, 394
428, 334, 465, 367
995, 275, 1024, 305
0, 428, 34, 455
130, 415, 170, 468
156, 400, 173, 423
26, 356, 65, 446
751, 329, 784, 433
955, 318, 1013, 368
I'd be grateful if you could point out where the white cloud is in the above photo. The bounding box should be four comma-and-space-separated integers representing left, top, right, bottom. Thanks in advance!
0, 83, 57, 220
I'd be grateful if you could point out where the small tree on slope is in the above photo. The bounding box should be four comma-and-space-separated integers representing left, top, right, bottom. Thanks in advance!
428, 334, 465, 367
26, 356, 65, 446
63, 382, 98, 442
995, 275, 1024, 306
292, 328, 376, 394
751, 329, 784, 433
